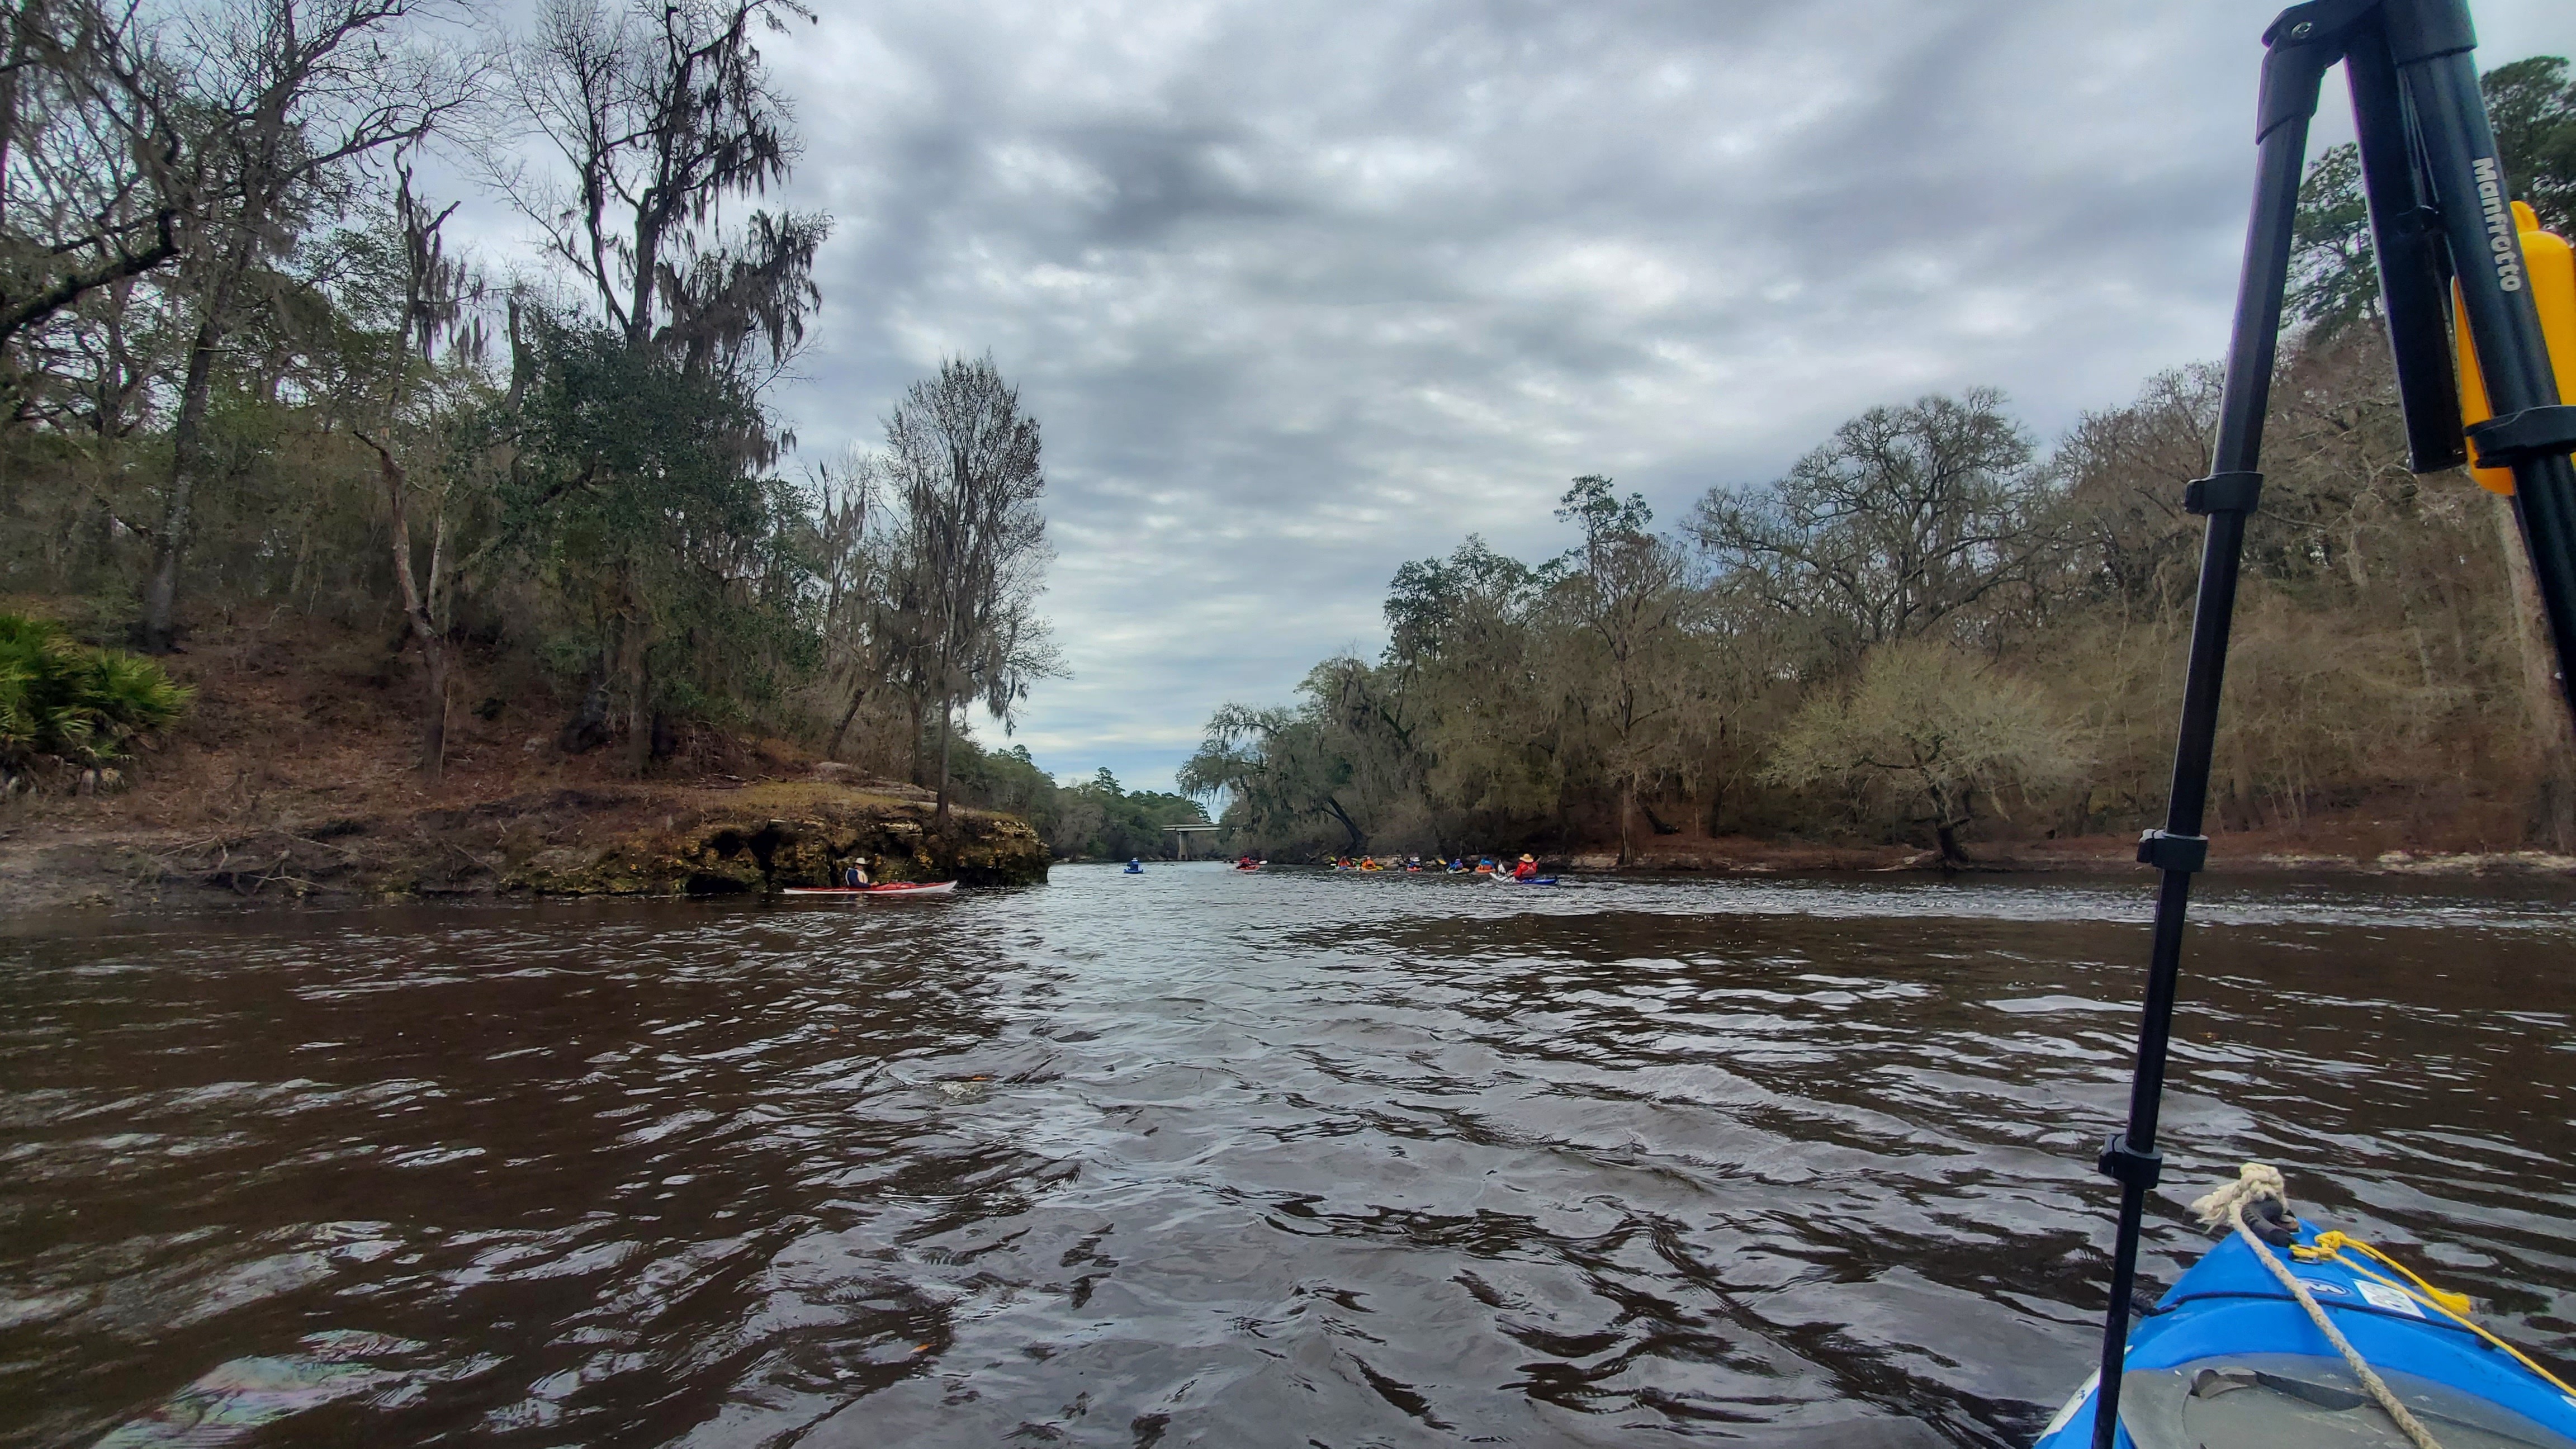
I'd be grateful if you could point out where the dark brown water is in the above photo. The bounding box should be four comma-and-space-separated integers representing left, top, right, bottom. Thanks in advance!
4, 867, 2573, 1448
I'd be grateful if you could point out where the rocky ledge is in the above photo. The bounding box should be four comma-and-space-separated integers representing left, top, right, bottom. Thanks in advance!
505, 782, 1048, 895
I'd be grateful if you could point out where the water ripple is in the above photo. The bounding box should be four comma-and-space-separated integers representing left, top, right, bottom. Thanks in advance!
3, 866, 2571, 1446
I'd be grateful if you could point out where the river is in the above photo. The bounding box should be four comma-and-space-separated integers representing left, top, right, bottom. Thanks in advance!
3, 866, 2572, 1447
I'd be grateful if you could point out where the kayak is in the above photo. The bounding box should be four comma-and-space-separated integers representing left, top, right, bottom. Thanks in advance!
1232, 864, 1264, 872
2033, 1213, 2576, 1449
780, 880, 958, 897
1490, 873, 1559, 886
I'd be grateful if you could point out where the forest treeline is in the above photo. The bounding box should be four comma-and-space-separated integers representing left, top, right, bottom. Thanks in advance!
0, 0, 1120, 840
1187, 57, 2576, 865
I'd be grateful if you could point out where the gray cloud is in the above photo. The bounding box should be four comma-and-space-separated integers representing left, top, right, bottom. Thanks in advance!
725, 0, 2574, 791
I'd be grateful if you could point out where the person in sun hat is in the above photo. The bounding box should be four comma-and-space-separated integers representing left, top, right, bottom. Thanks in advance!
1513, 853, 1538, 880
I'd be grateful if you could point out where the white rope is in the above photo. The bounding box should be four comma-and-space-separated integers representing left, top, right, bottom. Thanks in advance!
2187, 1164, 2447, 1449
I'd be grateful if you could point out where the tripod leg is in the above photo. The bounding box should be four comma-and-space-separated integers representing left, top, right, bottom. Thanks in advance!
2346, 25, 2466, 474
2084, 34, 2331, 1449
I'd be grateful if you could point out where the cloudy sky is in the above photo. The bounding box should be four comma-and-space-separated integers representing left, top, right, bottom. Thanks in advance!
546, 0, 2576, 793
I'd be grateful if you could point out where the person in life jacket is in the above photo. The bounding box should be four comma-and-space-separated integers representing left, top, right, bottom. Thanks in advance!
842, 859, 872, 888
1125, 858, 1144, 874
1513, 854, 1538, 880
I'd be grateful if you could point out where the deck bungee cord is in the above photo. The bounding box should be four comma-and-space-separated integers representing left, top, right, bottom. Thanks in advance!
2059, 1, 2576, 1445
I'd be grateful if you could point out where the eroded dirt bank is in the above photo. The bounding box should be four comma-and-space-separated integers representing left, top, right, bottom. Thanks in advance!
0, 613, 1046, 914
0, 778, 1048, 913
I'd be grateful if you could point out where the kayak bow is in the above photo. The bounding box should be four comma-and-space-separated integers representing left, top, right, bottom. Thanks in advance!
2034, 1203, 2576, 1449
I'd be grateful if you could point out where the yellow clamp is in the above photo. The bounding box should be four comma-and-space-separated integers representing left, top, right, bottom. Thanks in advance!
2456, 200, 2576, 496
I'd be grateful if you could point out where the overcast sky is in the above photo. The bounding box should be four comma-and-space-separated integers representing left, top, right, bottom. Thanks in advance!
529, 0, 2576, 794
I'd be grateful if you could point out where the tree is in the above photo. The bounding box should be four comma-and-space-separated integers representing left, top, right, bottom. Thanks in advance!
1049, 767, 1210, 859
2285, 143, 2378, 337
348, 158, 481, 784
508, 0, 827, 379
1761, 638, 2083, 865
1181, 702, 1368, 857
871, 355, 1063, 827
510, 314, 811, 770
1543, 476, 1699, 866
2288, 54, 2576, 332
2484, 57, 2576, 236
1380, 536, 1557, 831
2056, 364, 2224, 613
0, 0, 190, 357
137, 0, 483, 652
1690, 389, 2055, 666
507, 0, 832, 763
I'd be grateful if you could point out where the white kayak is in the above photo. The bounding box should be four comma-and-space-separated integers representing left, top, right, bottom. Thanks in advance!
779, 880, 958, 897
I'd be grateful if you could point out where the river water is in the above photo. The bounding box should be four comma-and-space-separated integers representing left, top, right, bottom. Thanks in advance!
3, 866, 2572, 1448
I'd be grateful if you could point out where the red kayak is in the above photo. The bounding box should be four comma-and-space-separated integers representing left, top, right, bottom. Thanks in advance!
780, 880, 958, 897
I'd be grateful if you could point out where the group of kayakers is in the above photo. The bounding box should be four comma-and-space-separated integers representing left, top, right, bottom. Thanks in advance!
1331, 853, 1542, 878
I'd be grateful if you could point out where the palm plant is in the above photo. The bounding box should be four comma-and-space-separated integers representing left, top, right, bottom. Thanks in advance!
0, 614, 193, 770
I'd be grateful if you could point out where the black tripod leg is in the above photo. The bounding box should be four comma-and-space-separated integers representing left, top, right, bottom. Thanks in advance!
2085, 40, 2329, 1449
2345, 25, 2466, 474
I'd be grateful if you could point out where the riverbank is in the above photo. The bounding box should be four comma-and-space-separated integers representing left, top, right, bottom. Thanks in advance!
1559, 831, 2576, 878
0, 610, 1047, 913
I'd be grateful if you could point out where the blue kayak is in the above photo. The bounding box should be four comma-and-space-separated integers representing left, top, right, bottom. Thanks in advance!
2035, 1219, 2576, 1448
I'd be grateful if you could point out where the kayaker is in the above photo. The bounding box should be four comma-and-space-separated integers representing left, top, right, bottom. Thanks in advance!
1124, 858, 1144, 874
842, 859, 871, 888
1513, 854, 1538, 880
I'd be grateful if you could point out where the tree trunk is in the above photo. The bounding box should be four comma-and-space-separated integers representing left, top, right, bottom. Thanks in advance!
141, 300, 233, 652
1933, 819, 1967, 869
1617, 776, 1636, 868
933, 703, 955, 831
422, 637, 450, 782
368, 436, 448, 784
1323, 795, 1365, 855
2497, 500, 2576, 850
624, 623, 653, 776
830, 685, 865, 758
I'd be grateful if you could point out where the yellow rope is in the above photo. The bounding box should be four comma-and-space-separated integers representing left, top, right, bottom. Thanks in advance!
2293, 1232, 2576, 1398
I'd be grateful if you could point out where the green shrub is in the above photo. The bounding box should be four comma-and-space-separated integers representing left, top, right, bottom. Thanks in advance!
0, 614, 193, 769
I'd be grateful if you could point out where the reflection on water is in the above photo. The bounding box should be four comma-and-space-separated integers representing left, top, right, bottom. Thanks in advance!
3, 869, 2570, 1447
